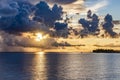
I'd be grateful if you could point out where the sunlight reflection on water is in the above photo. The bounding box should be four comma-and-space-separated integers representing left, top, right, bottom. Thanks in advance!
0, 52, 120, 80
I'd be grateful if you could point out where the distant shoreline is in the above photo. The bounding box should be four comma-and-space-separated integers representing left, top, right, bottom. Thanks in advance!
0, 48, 120, 53
93, 49, 120, 53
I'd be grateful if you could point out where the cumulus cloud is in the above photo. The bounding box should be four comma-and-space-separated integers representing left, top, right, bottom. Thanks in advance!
34, 1, 63, 27
79, 10, 99, 33
0, 0, 61, 52
0, 0, 36, 32
54, 22, 68, 31
0, 0, 19, 17
0, 0, 63, 33
78, 10, 118, 38
102, 14, 117, 37
39, 0, 109, 13
0, 7, 18, 17
0, 0, 109, 15
27, 0, 85, 13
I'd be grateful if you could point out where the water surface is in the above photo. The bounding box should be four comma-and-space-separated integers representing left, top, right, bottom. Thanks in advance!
0, 52, 120, 80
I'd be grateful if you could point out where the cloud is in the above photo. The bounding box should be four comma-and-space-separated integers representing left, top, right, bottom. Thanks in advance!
78, 10, 118, 37
32, 0, 108, 14
0, 7, 18, 17
45, 0, 77, 4
0, 0, 51, 33
61, 0, 85, 13
54, 22, 68, 31
0, 0, 64, 33
86, 0, 109, 12
0, 0, 65, 51
26, 0, 77, 4
102, 14, 117, 37
0, 0, 109, 15
0, 31, 56, 52
0, 0, 19, 17
78, 10, 99, 37
34, 1, 63, 27
27, 0, 85, 13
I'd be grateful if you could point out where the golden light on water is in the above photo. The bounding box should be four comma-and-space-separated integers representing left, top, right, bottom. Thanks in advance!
35, 52, 45, 55
30, 52, 47, 80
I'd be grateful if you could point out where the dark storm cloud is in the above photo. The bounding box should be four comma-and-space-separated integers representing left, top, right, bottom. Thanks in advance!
79, 10, 118, 37
102, 14, 117, 37
0, 0, 53, 34
0, 0, 62, 51
54, 22, 68, 31
15, 0, 86, 14
0, 7, 18, 17
0, 0, 36, 33
0, 1, 19, 17
45, 0, 77, 4
27, 0, 77, 4
34, 1, 63, 27
79, 10, 99, 33
0, 0, 63, 33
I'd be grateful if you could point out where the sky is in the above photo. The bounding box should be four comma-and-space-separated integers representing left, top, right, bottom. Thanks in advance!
0, 0, 120, 52
0, 0, 120, 19
97, 0, 120, 20
44, 0, 120, 20
64, 0, 120, 20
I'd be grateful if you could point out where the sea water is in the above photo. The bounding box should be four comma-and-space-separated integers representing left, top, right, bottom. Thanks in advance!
0, 52, 120, 80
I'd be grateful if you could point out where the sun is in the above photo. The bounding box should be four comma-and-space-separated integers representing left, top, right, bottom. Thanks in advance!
35, 33, 49, 41
35, 33, 43, 41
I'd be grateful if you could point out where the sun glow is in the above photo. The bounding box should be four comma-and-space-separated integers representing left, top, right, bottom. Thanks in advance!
35, 33, 49, 41
35, 33, 43, 41
35, 52, 45, 55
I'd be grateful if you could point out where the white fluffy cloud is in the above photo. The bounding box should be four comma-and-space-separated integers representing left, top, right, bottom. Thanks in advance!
86, 0, 109, 12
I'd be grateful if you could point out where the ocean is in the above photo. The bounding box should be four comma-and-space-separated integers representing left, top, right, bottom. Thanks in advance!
0, 52, 120, 80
